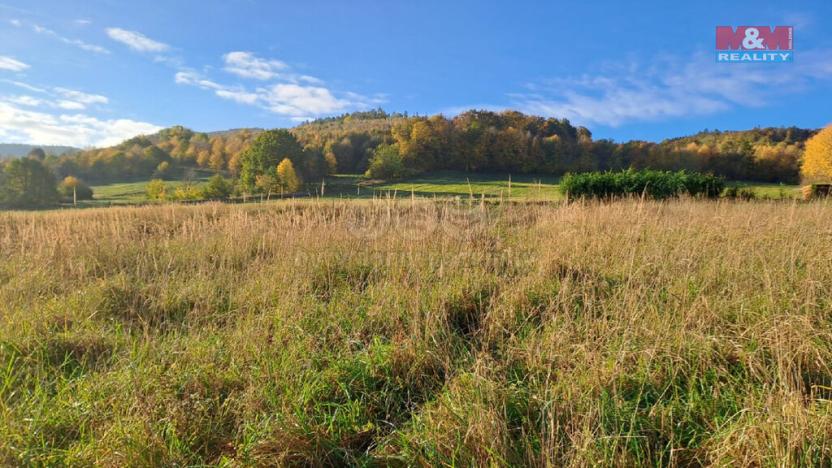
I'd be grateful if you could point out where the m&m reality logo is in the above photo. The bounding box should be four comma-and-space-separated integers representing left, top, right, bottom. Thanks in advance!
716, 26, 793, 63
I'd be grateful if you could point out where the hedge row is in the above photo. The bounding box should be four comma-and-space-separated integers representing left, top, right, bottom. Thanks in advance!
560, 170, 725, 199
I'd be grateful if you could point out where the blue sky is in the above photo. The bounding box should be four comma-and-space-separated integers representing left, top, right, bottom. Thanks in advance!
0, 0, 830, 147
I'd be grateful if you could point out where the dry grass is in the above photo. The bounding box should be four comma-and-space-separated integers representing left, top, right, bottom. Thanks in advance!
1, 198, 831, 466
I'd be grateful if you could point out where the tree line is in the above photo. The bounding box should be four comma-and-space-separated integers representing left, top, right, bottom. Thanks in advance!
0, 149, 94, 209
1, 109, 825, 208
36, 110, 821, 187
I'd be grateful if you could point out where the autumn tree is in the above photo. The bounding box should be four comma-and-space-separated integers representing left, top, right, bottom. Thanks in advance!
276, 158, 302, 193
365, 144, 408, 179
208, 137, 227, 172
0, 158, 58, 208
58, 176, 93, 205
27, 147, 46, 160
255, 174, 278, 198
239, 130, 305, 192
153, 161, 171, 179
801, 124, 832, 183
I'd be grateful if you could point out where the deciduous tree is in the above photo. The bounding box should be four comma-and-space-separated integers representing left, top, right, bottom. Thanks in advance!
801, 124, 832, 183
276, 158, 302, 193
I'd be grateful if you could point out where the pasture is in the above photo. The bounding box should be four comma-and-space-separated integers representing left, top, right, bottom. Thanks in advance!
1, 198, 830, 465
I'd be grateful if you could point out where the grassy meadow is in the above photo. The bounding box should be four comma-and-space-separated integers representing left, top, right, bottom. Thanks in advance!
89, 172, 801, 205
1, 198, 831, 465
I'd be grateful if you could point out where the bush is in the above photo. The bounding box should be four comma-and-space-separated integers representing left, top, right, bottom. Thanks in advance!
201, 174, 232, 200
172, 183, 202, 201
560, 170, 724, 200
723, 186, 757, 201
146, 179, 167, 200
365, 144, 412, 180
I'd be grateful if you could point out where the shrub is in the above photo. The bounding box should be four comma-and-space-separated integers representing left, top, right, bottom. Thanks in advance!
723, 186, 757, 201
201, 174, 232, 200
146, 179, 167, 200
172, 183, 202, 201
560, 170, 724, 200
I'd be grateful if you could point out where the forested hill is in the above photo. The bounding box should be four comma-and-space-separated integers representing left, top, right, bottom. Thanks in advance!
0, 143, 79, 159
661, 127, 817, 147
33, 109, 818, 185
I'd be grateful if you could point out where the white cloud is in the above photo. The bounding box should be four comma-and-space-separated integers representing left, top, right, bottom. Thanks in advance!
106, 27, 169, 52
177, 53, 384, 120
54, 87, 108, 106
174, 71, 222, 90
176, 71, 260, 104
261, 83, 349, 115
511, 50, 832, 127
223, 51, 288, 80
215, 89, 259, 104
4, 95, 42, 106
75, 19, 92, 26
56, 100, 85, 110
0, 56, 29, 72
32, 24, 109, 54
9, 19, 21, 27
177, 70, 376, 118
0, 101, 161, 147
1, 84, 108, 111
4, 80, 46, 93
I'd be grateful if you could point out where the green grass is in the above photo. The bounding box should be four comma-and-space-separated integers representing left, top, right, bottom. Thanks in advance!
89, 179, 210, 205
727, 181, 802, 199
2, 199, 831, 465
371, 171, 562, 200
87, 172, 802, 206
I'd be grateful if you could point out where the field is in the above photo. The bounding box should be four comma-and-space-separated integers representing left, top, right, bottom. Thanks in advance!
1, 198, 830, 466
90, 179, 211, 206
91, 172, 801, 205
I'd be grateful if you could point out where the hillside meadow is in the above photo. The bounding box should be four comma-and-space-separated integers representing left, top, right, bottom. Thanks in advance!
87, 172, 803, 206
1, 198, 831, 465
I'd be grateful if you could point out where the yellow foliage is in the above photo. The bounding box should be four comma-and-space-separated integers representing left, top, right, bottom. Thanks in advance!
801, 124, 832, 182
62, 176, 80, 188
276, 158, 302, 193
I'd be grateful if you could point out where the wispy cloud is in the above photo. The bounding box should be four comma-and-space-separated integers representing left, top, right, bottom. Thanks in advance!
510, 50, 832, 127
2, 81, 109, 112
222, 51, 326, 84
106, 27, 169, 52
32, 24, 109, 54
3, 80, 46, 93
223, 51, 287, 80
176, 52, 384, 120
0, 100, 161, 147
0, 56, 29, 72
5, 95, 43, 106
54, 87, 108, 106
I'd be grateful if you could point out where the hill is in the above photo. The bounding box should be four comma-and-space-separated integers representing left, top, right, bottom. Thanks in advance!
0, 143, 80, 159
36, 110, 820, 186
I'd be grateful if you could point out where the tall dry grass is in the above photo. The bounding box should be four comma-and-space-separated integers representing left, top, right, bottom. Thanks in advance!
0, 198, 830, 466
